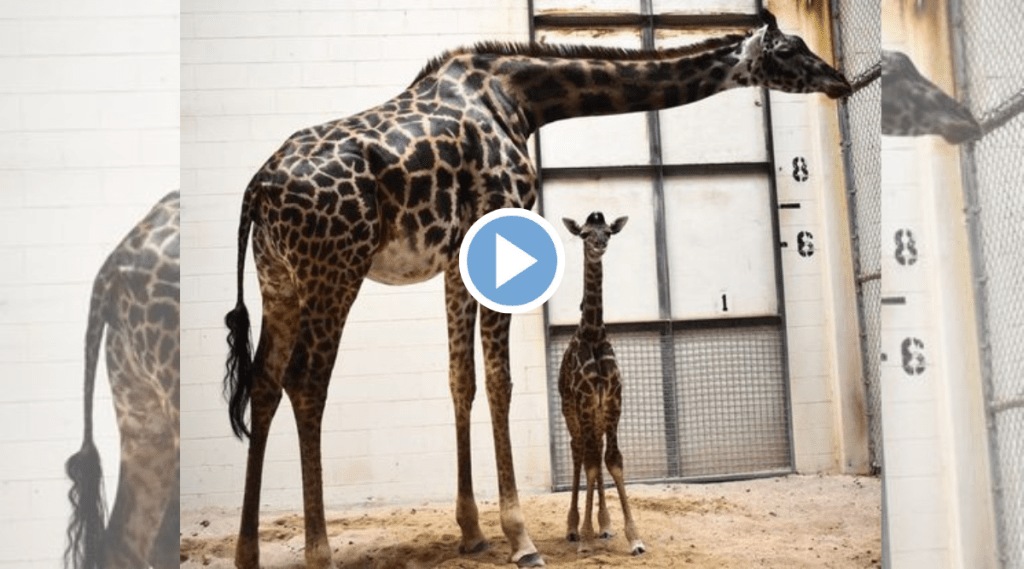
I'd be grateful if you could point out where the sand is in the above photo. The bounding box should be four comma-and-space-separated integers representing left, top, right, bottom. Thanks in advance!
180, 474, 880, 569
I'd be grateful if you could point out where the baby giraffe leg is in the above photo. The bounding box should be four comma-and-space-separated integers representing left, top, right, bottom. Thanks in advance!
606, 431, 645, 555
577, 428, 602, 554
566, 436, 583, 542
596, 453, 613, 540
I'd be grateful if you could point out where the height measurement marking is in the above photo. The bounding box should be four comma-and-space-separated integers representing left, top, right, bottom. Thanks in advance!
894, 229, 919, 266
797, 231, 815, 257
792, 157, 809, 182
901, 337, 926, 376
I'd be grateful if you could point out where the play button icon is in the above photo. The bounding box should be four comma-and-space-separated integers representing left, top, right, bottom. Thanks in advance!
495, 234, 537, 288
459, 208, 565, 314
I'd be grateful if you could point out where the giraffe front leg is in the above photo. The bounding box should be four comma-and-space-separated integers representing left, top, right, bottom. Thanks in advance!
444, 267, 488, 555
479, 307, 543, 567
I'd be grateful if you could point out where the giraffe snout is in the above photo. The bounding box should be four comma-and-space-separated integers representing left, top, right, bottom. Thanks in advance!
822, 69, 853, 99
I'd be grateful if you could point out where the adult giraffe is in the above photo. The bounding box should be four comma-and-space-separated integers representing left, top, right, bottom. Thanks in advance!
223, 10, 850, 568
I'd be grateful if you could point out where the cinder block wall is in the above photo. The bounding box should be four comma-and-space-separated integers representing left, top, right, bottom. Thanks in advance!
179, 1, 549, 511
0, 1, 179, 566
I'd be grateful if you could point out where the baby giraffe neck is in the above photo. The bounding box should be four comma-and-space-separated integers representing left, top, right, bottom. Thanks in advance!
580, 254, 604, 336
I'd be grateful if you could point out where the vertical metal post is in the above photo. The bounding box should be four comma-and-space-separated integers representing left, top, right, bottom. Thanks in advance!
640, 0, 683, 479
947, 0, 1006, 565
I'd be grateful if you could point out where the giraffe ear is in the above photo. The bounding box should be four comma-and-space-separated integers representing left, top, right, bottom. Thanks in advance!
610, 216, 628, 234
760, 9, 779, 31
562, 218, 582, 236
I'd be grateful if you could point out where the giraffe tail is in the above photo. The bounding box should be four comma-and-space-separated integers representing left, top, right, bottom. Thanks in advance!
224, 176, 257, 439
64, 266, 110, 569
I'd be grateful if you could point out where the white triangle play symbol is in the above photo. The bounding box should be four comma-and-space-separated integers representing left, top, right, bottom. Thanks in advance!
495, 233, 538, 289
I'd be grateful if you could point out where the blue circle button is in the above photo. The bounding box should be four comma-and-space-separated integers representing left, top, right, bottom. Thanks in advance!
459, 208, 565, 314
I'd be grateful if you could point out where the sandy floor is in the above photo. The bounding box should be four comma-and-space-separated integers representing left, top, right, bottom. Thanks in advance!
180, 474, 880, 569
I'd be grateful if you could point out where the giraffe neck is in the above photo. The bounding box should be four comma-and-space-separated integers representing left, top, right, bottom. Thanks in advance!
497, 32, 756, 132
579, 254, 605, 338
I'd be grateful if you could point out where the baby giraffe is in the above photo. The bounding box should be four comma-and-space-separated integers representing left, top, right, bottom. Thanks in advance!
559, 212, 644, 556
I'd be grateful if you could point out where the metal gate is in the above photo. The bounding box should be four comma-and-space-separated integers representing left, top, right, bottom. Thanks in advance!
951, 1, 1024, 566
832, 0, 883, 473
530, 0, 793, 489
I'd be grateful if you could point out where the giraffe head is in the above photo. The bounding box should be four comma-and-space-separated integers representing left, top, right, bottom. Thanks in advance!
881, 50, 982, 144
563, 212, 628, 261
741, 10, 852, 99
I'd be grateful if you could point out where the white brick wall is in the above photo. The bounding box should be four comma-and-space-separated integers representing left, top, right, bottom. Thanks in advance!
180, 1, 542, 512
0, 0, 179, 565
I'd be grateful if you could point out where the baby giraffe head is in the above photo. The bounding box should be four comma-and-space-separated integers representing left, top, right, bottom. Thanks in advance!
742, 9, 852, 99
563, 212, 628, 261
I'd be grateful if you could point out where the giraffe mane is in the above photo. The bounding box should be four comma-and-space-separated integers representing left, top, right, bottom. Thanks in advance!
411, 33, 750, 85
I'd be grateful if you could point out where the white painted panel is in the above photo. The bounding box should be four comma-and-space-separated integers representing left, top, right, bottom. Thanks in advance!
536, 28, 650, 168
534, 0, 639, 14
664, 174, 778, 319
542, 177, 659, 325
655, 30, 767, 164
652, 0, 756, 14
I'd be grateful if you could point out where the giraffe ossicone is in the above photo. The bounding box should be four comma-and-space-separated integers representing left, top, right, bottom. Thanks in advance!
223, 10, 848, 568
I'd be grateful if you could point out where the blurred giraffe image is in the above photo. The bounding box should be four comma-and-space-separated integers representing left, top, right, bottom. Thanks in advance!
881, 49, 981, 144
64, 191, 180, 569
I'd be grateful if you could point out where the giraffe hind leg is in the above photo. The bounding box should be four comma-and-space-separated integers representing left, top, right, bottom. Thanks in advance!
102, 416, 178, 568
235, 258, 296, 569
148, 473, 180, 569
605, 431, 645, 555
100, 329, 179, 569
565, 432, 583, 543
283, 278, 367, 569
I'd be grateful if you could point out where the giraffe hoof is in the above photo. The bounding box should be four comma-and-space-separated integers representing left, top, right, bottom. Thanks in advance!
459, 539, 490, 555
631, 540, 647, 556
515, 552, 545, 567
599, 530, 614, 540
566, 531, 579, 542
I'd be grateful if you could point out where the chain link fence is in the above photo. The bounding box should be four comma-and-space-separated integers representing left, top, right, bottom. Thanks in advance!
952, 1, 1024, 566
833, 0, 882, 471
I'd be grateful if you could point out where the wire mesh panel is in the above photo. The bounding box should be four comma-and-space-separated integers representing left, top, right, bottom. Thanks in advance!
834, 0, 882, 471
546, 325, 791, 489
954, 1, 1024, 565
546, 329, 672, 489
674, 325, 789, 476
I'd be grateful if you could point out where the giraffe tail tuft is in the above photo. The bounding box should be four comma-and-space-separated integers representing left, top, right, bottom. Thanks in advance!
224, 176, 257, 439
225, 302, 252, 439
65, 269, 109, 569
64, 441, 106, 569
